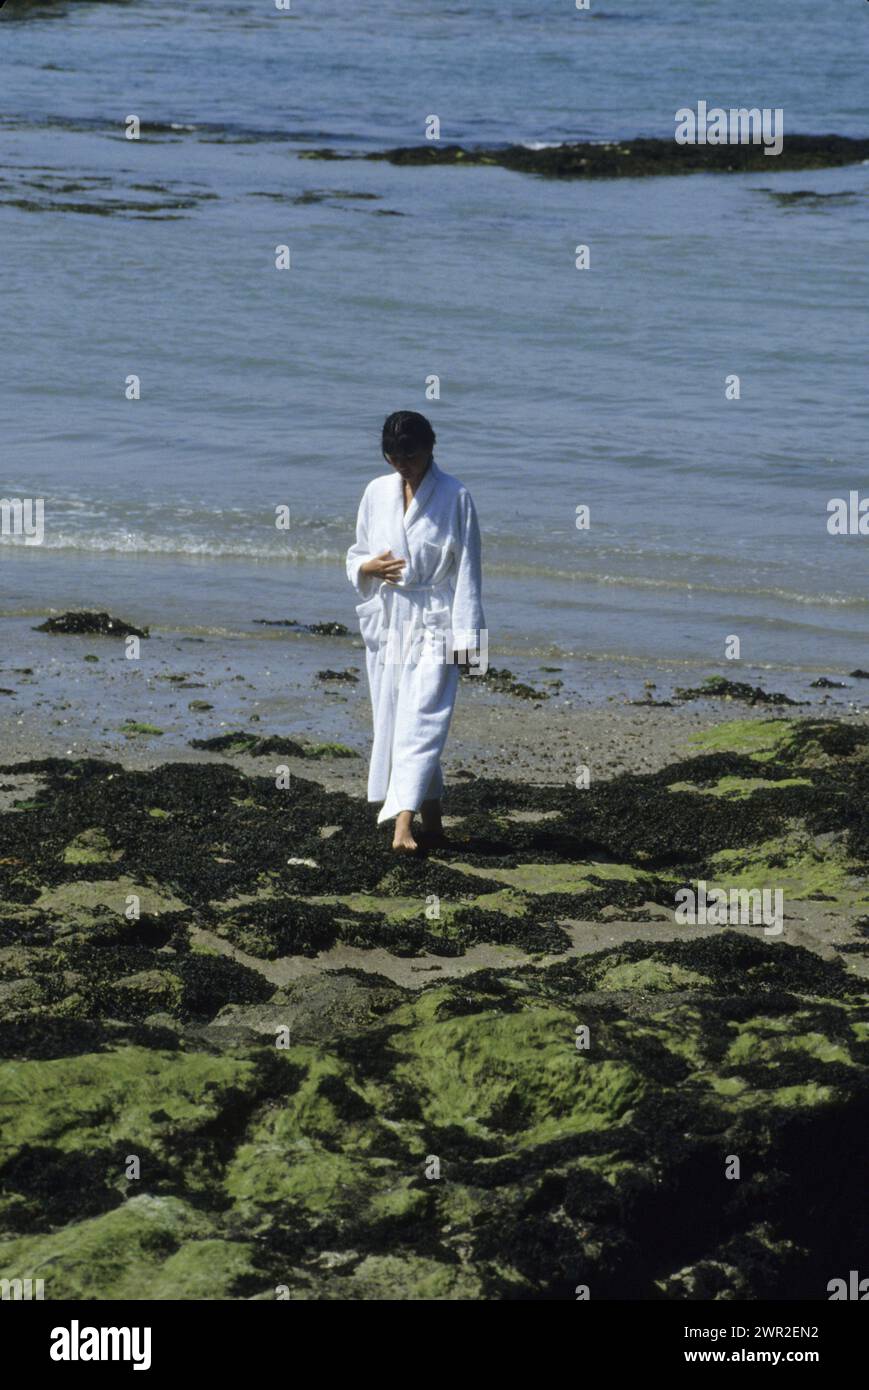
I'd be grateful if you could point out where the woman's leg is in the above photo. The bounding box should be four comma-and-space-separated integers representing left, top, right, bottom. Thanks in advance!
419, 798, 447, 845
392, 808, 418, 853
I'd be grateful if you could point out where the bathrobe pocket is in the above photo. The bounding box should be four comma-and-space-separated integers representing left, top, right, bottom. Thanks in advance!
355, 593, 383, 651
421, 603, 453, 662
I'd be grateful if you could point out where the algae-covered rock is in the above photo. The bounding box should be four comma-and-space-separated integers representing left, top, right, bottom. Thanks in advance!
1, 726, 868, 1299
233, 971, 405, 1044
7, 719, 866, 955
0, 1195, 266, 1300
34, 877, 187, 922
62, 828, 123, 866
0, 1047, 269, 1219
35, 612, 149, 639
592, 957, 712, 992
293, 1252, 486, 1301
390, 993, 644, 1147
304, 133, 869, 181
189, 732, 357, 758
0, 936, 864, 1300
112, 970, 184, 1017
223, 1049, 425, 1235
0, 978, 42, 1019
673, 676, 801, 706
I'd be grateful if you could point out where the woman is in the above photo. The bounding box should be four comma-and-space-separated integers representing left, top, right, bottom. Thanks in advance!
346, 411, 485, 852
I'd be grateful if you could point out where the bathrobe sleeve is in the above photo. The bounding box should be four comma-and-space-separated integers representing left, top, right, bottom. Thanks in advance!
346, 486, 378, 600
451, 489, 485, 651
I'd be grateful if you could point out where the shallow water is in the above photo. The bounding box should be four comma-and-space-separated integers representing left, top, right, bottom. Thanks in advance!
1, 0, 868, 679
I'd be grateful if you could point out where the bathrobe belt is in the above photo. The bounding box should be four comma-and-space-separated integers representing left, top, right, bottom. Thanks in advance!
373, 582, 453, 649
377, 580, 451, 604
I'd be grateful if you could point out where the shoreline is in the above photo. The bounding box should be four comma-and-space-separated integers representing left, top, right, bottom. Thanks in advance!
2, 613, 868, 788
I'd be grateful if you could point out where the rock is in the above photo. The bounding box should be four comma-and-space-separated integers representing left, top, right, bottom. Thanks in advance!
0, 978, 42, 1018
190, 732, 307, 756
216, 971, 405, 1044
294, 1253, 486, 1301
143, 1011, 184, 1034
252, 620, 350, 636
0, 938, 866, 1299
598, 904, 624, 920
316, 669, 359, 683
61, 828, 122, 865
2, 721, 869, 1298
462, 666, 549, 700
673, 676, 802, 706
35, 612, 149, 639
113, 970, 184, 1016
204, 1003, 297, 1043
0, 1195, 265, 1300
300, 742, 358, 759
303, 134, 869, 181
34, 877, 187, 922
188, 732, 357, 758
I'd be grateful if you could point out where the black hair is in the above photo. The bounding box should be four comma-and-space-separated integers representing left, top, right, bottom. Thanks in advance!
381, 410, 436, 464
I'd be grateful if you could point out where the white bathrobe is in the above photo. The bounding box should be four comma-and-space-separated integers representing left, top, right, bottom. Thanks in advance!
346, 460, 485, 824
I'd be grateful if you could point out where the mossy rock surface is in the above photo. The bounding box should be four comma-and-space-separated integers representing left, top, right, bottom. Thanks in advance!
0, 1195, 264, 1300
0, 936, 866, 1300
62, 829, 124, 865
1, 724, 868, 1298
34, 877, 187, 921
3, 720, 868, 959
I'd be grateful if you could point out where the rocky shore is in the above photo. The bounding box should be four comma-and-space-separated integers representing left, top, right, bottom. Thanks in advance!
1, 713, 867, 1299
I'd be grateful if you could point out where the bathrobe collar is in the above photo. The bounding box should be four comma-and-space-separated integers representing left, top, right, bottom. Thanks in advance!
402, 459, 440, 531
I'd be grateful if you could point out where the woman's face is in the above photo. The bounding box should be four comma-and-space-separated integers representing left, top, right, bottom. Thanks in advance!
386, 449, 431, 483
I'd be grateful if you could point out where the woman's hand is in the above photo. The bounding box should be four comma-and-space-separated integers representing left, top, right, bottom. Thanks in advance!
361, 549, 406, 583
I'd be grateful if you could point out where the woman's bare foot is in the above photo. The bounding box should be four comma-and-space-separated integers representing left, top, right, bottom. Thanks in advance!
392, 810, 418, 853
